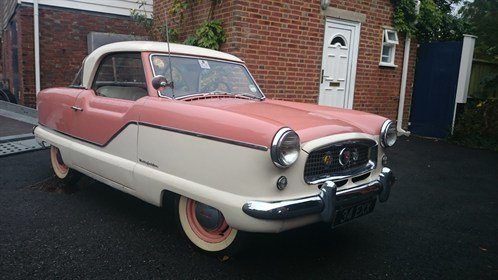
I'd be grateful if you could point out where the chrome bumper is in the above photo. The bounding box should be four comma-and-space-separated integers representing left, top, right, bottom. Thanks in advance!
242, 167, 395, 223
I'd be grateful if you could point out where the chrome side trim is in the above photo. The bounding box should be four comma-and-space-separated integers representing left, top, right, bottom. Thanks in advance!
37, 122, 268, 151
139, 122, 269, 151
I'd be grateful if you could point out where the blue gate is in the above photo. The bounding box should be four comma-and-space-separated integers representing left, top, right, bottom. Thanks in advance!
409, 41, 463, 138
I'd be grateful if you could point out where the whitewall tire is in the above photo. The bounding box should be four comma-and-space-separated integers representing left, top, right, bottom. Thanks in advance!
176, 195, 240, 253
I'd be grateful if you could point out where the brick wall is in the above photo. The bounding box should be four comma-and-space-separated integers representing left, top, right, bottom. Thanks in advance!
4, 5, 147, 107
153, 0, 237, 49
154, 0, 417, 124
0, 13, 21, 101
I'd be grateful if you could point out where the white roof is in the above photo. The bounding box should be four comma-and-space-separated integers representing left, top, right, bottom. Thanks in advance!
82, 41, 243, 88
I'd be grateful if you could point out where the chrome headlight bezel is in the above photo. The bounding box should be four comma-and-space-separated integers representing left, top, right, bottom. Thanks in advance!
380, 120, 397, 148
271, 128, 300, 168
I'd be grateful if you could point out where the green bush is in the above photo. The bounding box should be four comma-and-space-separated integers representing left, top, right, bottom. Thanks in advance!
450, 99, 498, 151
184, 20, 226, 51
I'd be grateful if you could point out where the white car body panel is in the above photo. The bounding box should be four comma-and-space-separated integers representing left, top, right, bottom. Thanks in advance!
35, 125, 384, 233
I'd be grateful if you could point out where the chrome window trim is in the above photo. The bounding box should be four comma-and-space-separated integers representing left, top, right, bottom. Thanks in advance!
148, 53, 266, 100
304, 138, 378, 185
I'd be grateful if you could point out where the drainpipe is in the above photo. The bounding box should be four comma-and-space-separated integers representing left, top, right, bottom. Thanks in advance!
396, 0, 419, 136
396, 35, 411, 136
34, 0, 41, 97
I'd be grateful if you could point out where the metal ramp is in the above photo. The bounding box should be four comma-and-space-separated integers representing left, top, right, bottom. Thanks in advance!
0, 134, 47, 157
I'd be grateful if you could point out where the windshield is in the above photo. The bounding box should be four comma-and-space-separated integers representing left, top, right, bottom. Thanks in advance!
150, 55, 263, 99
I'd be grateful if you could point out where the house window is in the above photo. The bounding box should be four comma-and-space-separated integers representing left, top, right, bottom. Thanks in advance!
380, 29, 399, 67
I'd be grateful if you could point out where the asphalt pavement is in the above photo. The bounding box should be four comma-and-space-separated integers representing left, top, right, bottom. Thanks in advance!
0, 137, 497, 279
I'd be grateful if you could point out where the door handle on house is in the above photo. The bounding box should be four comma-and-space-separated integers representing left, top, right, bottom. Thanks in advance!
70, 106, 83, 112
321, 69, 324, 83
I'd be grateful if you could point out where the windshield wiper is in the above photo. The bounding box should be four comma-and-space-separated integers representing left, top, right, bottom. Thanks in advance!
177, 91, 263, 101
234, 93, 263, 100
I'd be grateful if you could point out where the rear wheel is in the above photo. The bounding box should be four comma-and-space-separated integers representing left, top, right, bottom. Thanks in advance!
50, 146, 80, 186
176, 195, 243, 255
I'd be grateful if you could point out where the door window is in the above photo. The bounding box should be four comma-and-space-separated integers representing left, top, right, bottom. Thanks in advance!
93, 53, 148, 101
331, 35, 347, 47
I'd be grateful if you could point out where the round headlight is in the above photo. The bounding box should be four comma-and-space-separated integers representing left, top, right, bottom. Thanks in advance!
271, 128, 300, 168
380, 120, 397, 147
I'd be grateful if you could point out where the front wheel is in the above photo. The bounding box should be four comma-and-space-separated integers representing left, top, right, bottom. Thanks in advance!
176, 195, 243, 255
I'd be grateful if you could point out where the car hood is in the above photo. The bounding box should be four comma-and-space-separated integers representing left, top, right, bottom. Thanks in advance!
187, 98, 387, 144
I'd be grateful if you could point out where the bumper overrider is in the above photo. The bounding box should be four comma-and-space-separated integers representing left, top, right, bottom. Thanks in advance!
242, 167, 395, 225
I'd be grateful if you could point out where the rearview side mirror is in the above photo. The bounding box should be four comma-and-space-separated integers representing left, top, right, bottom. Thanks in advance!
151, 75, 172, 91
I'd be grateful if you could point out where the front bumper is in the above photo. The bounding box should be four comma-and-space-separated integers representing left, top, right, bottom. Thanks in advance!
242, 167, 395, 224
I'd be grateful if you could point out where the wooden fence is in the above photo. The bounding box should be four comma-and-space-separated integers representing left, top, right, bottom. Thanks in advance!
468, 59, 498, 99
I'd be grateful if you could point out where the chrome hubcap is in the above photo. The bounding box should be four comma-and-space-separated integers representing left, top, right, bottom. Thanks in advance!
194, 202, 224, 231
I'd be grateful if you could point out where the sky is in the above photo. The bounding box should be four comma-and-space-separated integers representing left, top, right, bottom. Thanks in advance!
452, 0, 475, 16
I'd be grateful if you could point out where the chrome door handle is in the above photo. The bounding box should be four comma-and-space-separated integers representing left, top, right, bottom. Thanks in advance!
70, 106, 83, 112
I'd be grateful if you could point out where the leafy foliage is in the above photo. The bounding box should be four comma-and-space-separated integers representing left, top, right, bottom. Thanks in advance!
393, 0, 419, 35
131, 0, 226, 51
450, 99, 498, 151
158, 24, 180, 43
130, 0, 154, 37
460, 0, 498, 61
185, 20, 226, 50
169, 0, 189, 22
392, 0, 469, 42
472, 72, 498, 100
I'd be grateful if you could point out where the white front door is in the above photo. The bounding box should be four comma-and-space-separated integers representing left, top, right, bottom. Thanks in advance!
319, 18, 360, 109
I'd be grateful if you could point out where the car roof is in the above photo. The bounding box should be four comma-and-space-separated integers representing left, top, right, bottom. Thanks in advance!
82, 41, 244, 88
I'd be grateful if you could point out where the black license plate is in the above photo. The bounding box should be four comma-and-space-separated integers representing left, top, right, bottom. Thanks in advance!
334, 199, 376, 226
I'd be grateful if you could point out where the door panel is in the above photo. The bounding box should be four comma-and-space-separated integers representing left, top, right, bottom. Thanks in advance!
70, 90, 143, 188
70, 90, 139, 145
319, 19, 360, 109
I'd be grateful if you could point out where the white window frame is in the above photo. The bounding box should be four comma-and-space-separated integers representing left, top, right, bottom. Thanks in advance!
379, 28, 399, 67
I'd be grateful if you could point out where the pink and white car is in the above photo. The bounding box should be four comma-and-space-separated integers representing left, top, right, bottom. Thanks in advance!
34, 41, 396, 254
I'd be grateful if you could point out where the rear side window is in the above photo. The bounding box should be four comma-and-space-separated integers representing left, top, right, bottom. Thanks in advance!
92, 53, 147, 101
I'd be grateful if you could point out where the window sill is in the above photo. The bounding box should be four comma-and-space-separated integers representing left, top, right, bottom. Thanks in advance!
379, 62, 398, 68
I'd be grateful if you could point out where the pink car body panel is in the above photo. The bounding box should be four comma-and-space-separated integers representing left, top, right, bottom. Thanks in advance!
37, 87, 83, 135
38, 94, 386, 149
37, 51, 387, 150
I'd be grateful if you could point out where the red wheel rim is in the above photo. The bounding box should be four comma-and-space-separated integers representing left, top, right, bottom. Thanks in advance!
185, 199, 232, 243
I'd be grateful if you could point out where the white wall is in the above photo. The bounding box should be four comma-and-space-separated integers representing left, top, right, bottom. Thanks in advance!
20, 0, 153, 17
1, 0, 18, 31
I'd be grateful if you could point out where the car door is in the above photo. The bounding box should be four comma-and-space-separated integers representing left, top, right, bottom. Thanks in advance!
69, 52, 149, 190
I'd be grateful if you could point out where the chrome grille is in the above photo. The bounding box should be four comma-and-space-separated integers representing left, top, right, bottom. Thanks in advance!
304, 139, 377, 184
